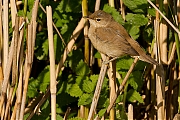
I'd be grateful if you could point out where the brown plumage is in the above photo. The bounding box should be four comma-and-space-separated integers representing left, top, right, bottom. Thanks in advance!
88, 10, 158, 65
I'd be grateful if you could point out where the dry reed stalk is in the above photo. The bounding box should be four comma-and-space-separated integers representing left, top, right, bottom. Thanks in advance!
168, 42, 176, 65
12, 17, 25, 120
0, 24, 15, 117
46, 6, 57, 120
13, 65, 23, 120
109, 0, 115, 7
95, 0, 100, 11
0, 0, 9, 115
159, 0, 168, 64
19, 0, 38, 118
10, 0, 17, 27
19, 23, 33, 119
88, 56, 109, 120
120, 0, 125, 20
107, 57, 139, 113
0, 0, 3, 92
82, 0, 89, 65
108, 61, 116, 120
154, 5, 165, 119
4, 15, 19, 120
128, 104, 133, 119
27, 90, 50, 120
63, 107, 71, 120
80, 0, 89, 118
3, 0, 9, 72
108, 1, 116, 119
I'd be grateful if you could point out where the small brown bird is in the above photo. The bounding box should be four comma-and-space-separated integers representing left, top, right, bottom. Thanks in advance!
88, 10, 158, 65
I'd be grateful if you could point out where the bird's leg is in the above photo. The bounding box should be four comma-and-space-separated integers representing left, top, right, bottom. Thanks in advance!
102, 57, 118, 64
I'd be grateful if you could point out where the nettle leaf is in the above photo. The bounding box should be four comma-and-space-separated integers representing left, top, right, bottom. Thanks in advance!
116, 56, 134, 70
98, 108, 107, 117
67, 84, 83, 97
125, 25, 140, 40
123, 0, 148, 13
78, 93, 93, 106
27, 78, 39, 98
103, 4, 125, 25
128, 71, 143, 90
148, 8, 156, 17
94, 52, 101, 59
28, 0, 35, 11
53, 34, 64, 61
38, 66, 50, 93
76, 75, 88, 86
75, 60, 90, 76
83, 79, 94, 93
56, 0, 81, 13
126, 89, 144, 103
125, 13, 148, 26
68, 50, 84, 72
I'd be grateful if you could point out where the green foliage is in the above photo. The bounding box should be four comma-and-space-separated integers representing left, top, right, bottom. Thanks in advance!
75, 60, 90, 76
67, 84, 83, 97
126, 13, 148, 26
25, 0, 154, 119
123, 0, 148, 13
126, 89, 144, 103
103, 4, 125, 25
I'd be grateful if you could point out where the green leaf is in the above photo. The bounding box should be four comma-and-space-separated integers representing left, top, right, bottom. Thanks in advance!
56, 0, 81, 13
148, 8, 156, 16
83, 80, 94, 93
128, 71, 143, 90
125, 25, 140, 40
126, 89, 144, 103
38, 66, 50, 92
68, 50, 84, 72
123, 0, 148, 13
94, 52, 101, 59
78, 93, 93, 106
75, 60, 90, 76
116, 56, 134, 70
67, 84, 83, 97
98, 108, 106, 117
103, 4, 125, 25
27, 78, 39, 98
125, 13, 148, 26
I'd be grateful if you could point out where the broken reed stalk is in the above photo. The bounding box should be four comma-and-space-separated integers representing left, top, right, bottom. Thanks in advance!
107, 57, 139, 113
88, 56, 109, 120
46, 6, 57, 120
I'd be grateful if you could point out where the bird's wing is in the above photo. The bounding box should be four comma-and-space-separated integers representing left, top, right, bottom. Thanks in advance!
96, 27, 139, 56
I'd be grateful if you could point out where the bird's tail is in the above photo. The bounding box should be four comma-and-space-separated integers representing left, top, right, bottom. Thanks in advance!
139, 54, 159, 65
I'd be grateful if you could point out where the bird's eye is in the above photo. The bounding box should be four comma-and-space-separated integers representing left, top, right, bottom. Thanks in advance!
96, 18, 101, 22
